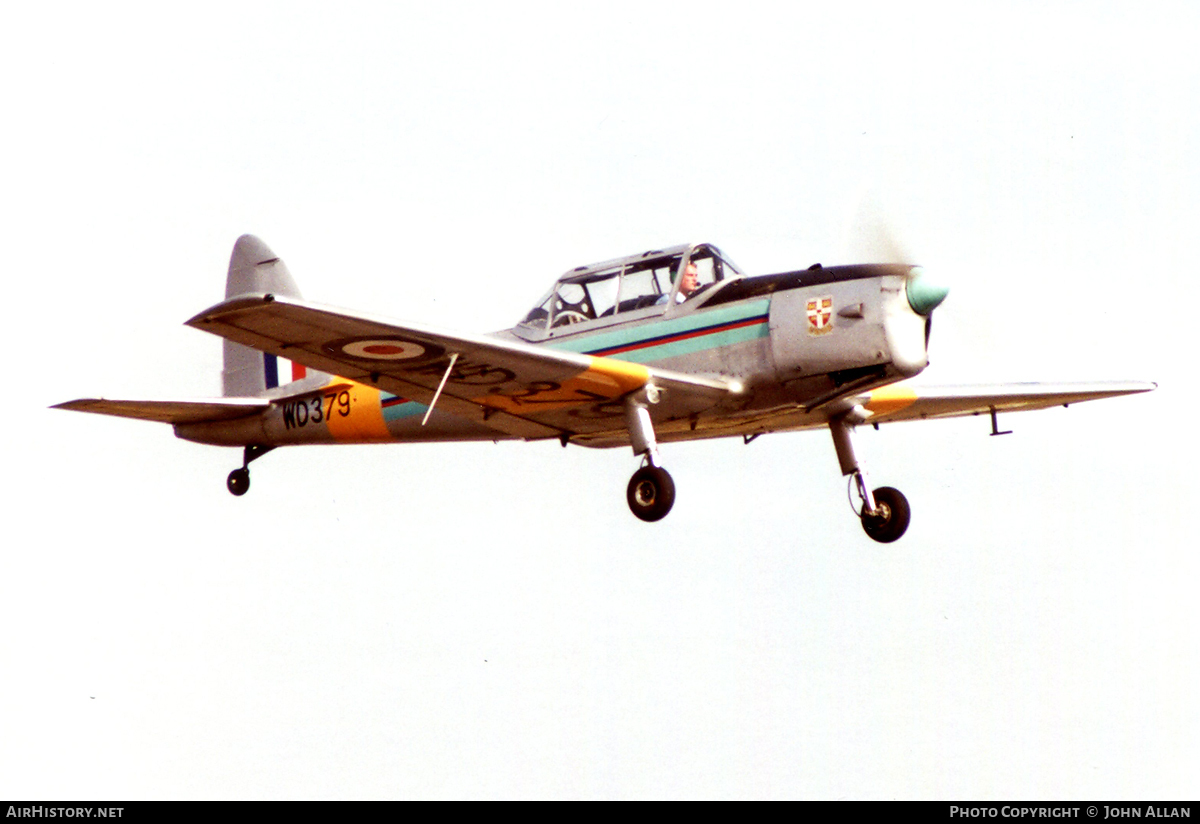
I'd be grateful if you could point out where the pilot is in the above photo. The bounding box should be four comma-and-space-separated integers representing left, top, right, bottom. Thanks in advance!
657, 261, 701, 304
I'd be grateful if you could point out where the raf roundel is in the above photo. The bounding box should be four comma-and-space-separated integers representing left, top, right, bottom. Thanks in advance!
326, 337, 446, 363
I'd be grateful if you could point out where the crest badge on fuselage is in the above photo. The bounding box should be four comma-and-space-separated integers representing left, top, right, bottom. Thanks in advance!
806, 296, 834, 335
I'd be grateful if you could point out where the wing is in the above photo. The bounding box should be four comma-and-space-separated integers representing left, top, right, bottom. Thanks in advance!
53, 397, 270, 425
186, 294, 742, 439
861, 381, 1156, 423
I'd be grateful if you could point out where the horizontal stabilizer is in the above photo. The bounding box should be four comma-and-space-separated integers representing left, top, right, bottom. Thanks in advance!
52, 397, 270, 425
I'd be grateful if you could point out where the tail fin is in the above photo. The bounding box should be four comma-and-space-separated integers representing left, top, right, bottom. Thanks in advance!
222, 235, 308, 397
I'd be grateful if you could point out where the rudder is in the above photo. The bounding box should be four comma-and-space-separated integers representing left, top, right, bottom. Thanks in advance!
222, 235, 306, 397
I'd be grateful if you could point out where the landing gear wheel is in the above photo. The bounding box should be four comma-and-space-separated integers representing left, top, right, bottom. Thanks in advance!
227, 468, 250, 497
860, 486, 910, 543
626, 465, 676, 522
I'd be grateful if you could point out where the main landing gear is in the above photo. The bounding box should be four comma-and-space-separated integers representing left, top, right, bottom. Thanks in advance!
615, 392, 910, 541
623, 391, 676, 522
830, 412, 911, 543
226, 444, 274, 497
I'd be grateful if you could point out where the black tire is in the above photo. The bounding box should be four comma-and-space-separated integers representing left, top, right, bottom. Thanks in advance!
861, 486, 910, 543
227, 468, 250, 497
626, 465, 676, 522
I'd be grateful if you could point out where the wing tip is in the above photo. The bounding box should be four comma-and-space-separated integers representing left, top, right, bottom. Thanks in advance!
185, 292, 281, 329
51, 399, 94, 412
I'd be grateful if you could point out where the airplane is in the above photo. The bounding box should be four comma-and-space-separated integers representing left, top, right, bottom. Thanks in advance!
55, 235, 1154, 543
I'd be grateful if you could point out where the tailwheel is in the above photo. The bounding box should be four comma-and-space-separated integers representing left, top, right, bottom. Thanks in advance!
627, 465, 675, 522
860, 486, 910, 543
226, 445, 274, 497
227, 468, 250, 497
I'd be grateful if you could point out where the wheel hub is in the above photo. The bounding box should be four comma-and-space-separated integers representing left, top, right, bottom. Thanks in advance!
864, 501, 892, 523
634, 481, 657, 507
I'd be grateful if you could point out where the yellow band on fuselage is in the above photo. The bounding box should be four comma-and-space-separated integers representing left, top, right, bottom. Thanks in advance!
324, 379, 393, 441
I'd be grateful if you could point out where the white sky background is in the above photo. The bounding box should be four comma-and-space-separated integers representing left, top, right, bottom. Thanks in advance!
1, 1, 1196, 799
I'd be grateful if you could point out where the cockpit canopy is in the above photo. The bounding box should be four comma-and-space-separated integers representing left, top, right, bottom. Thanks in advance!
517, 243, 744, 333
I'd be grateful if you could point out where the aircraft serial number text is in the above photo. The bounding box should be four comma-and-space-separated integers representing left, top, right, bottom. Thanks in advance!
281, 391, 352, 429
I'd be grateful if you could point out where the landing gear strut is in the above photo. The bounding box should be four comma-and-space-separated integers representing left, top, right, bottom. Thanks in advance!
226, 444, 274, 497
623, 392, 675, 522
830, 412, 911, 543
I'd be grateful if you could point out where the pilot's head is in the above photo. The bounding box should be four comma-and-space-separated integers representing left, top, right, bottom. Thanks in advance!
679, 261, 700, 296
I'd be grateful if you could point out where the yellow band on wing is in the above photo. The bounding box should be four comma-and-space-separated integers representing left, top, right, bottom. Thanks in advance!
864, 384, 919, 416
471, 357, 650, 416
580, 356, 652, 394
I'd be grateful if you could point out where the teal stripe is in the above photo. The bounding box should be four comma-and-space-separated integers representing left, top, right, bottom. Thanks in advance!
545, 298, 770, 359
381, 394, 427, 421
602, 322, 769, 363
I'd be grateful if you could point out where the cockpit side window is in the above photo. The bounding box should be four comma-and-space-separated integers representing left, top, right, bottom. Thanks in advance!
547, 268, 621, 328
688, 255, 719, 293
611, 258, 677, 313
693, 245, 743, 281
661, 247, 724, 305
583, 272, 619, 318
617, 268, 661, 310
518, 289, 554, 330
551, 280, 594, 327
705, 245, 744, 279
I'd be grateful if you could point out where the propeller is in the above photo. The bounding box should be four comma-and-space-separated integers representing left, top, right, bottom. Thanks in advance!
845, 198, 948, 316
